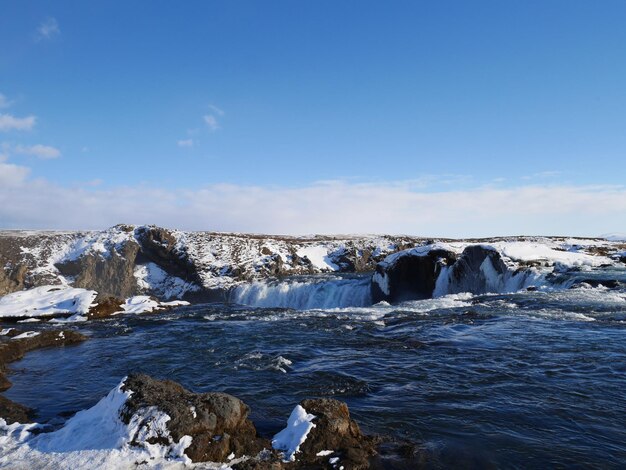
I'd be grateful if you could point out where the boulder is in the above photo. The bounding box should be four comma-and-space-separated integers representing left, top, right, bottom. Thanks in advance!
445, 245, 511, 295
121, 373, 269, 463
295, 398, 377, 469
87, 296, 124, 319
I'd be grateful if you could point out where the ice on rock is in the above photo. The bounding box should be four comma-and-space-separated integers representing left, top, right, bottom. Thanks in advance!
272, 405, 317, 461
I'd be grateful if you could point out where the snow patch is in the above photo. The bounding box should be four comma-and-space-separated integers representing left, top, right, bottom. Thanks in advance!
296, 246, 339, 271
0, 286, 97, 318
134, 262, 198, 300
118, 296, 190, 315
11, 331, 40, 340
272, 405, 316, 462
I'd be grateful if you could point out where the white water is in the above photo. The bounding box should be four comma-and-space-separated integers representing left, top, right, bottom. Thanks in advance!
433, 259, 543, 298
230, 275, 372, 309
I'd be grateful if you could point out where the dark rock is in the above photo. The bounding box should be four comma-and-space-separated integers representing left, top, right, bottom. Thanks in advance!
0, 395, 32, 424
134, 226, 202, 288
88, 296, 124, 319
371, 247, 457, 303
446, 245, 509, 295
121, 373, 269, 463
0, 264, 29, 297
56, 241, 140, 299
296, 398, 378, 469
571, 279, 621, 289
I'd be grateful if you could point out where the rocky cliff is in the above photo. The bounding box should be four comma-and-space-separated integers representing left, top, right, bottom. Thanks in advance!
1, 225, 624, 315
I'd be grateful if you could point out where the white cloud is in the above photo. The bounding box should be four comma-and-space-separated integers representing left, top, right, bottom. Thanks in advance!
203, 115, 219, 131
0, 94, 13, 109
0, 174, 624, 236
14, 144, 61, 159
37, 17, 60, 40
0, 161, 30, 187
177, 139, 193, 147
0, 114, 36, 131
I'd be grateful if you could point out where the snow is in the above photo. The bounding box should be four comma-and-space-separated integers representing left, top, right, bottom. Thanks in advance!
601, 233, 626, 241
118, 296, 190, 315
0, 378, 199, 469
316, 450, 334, 456
17, 318, 41, 323
296, 246, 339, 271
492, 241, 611, 267
119, 296, 160, 314
134, 263, 198, 300
0, 286, 97, 318
11, 331, 40, 340
272, 405, 316, 462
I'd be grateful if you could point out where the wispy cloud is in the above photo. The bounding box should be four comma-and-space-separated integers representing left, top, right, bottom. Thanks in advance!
0, 94, 13, 109
36, 17, 60, 41
202, 104, 224, 132
14, 144, 61, 159
208, 104, 224, 116
203, 115, 219, 132
0, 114, 36, 131
177, 139, 193, 147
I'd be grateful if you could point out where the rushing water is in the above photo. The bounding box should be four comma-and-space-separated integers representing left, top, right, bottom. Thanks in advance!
3, 268, 626, 468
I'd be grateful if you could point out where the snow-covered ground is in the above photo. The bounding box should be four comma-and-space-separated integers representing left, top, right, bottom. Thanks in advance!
0, 286, 97, 319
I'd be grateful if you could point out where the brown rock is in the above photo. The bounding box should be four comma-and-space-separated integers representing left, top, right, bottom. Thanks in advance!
0, 395, 32, 424
88, 296, 124, 319
121, 373, 270, 463
296, 398, 377, 469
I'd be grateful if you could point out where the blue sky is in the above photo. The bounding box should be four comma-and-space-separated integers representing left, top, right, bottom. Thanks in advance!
1, 1, 626, 235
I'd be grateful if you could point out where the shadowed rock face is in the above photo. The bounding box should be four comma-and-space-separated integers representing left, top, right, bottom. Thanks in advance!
446, 245, 510, 295
372, 245, 532, 303
134, 226, 203, 286
56, 243, 140, 300
371, 249, 457, 303
121, 373, 269, 463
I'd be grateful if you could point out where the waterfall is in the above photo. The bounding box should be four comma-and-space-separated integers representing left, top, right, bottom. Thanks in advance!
230, 275, 372, 310
433, 257, 542, 297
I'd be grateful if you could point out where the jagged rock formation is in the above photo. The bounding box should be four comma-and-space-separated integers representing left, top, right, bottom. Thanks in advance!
0, 225, 424, 302
1, 225, 624, 311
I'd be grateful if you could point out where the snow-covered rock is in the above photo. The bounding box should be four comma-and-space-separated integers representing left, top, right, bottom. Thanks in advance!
0, 286, 97, 319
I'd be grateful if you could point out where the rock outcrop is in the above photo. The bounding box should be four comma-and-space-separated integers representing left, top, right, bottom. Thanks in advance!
121, 373, 269, 463
295, 398, 377, 469
371, 246, 457, 303
372, 244, 537, 303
